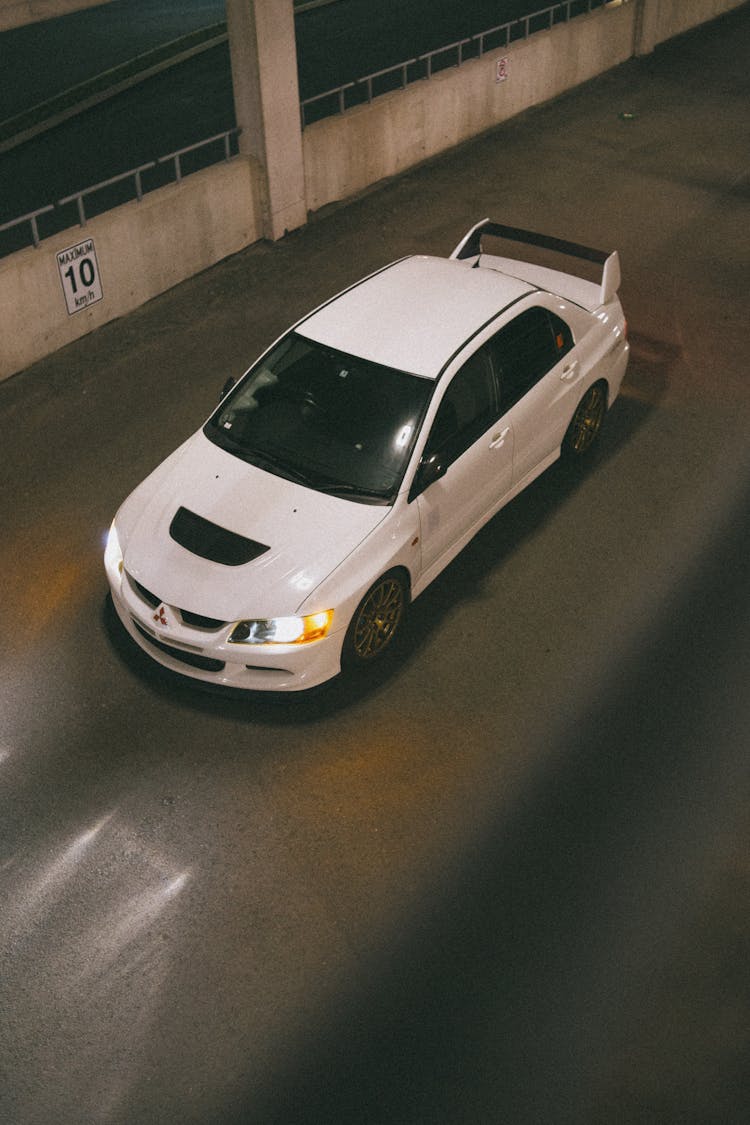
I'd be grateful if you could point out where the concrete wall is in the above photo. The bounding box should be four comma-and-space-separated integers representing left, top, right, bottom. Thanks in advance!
0, 156, 263, 379
303, 3, 637, 214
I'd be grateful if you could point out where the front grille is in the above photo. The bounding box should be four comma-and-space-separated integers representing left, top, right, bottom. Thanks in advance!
180, 608, 226, 630
133, 621, 226, 673
127, 572, 226, 632
132, 576, 160, 608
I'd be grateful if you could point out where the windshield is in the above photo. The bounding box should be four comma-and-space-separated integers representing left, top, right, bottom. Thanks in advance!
204, 332, 432, 503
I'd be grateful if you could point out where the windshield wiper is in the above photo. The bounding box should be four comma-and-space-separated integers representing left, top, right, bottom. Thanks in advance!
313, 481, 391, 502
250, 451, 386, 498
211, 431, 390, 500
244, 448, 318, 488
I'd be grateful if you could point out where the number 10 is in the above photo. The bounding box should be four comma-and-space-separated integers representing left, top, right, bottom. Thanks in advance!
64, 257, 96, 292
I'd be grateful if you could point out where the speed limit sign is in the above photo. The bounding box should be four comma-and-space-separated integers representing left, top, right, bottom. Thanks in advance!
57, 239, 103, 315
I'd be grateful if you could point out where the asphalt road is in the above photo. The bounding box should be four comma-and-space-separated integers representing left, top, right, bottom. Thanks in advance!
0, 41, 238, 244
1, 7, 749, 1124
0, 0, 226, 118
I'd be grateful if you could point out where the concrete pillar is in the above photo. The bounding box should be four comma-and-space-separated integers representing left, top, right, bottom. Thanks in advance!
633, 0, 660, 56
226, 0, 307, 241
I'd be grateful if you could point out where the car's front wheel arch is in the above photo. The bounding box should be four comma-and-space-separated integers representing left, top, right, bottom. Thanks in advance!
341, 567, 411, 670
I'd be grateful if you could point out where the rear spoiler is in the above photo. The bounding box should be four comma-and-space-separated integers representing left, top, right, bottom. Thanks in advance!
450, 218, 621, 306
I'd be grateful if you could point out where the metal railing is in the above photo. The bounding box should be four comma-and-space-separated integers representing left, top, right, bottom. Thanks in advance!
58, 162, 156, 228
300, 0, 606, 126
159, 129, 239, 185
0, 204, 55, 248
1, 127, 241, 252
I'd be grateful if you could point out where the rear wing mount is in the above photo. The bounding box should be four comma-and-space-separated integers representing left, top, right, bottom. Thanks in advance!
450, 218, 621, 306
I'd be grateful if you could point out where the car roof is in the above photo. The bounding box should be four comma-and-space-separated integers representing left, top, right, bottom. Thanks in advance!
297, 255, 534, 379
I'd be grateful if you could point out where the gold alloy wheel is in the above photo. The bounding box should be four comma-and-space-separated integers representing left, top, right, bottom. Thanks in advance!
568, 384, 606, 454
350, 575, 405, 661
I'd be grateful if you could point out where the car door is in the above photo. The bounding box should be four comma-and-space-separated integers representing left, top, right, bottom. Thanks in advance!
413, 342, 513, 582
488, 305, 578, 486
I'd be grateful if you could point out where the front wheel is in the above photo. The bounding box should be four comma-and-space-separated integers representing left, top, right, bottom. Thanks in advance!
342, 571, 407, 668
562, 382, 607, 457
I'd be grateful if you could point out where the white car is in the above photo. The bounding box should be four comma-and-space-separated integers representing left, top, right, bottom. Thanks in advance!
105, 220, 629, 691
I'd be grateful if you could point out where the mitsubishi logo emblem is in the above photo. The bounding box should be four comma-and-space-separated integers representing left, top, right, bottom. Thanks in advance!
153, 604, 169, 627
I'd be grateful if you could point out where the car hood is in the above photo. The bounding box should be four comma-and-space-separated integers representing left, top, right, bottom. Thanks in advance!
119, 431, 389, 620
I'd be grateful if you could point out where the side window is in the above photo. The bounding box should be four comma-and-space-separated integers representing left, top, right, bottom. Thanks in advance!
423, 344, 498, 470
490, 307, 573, 412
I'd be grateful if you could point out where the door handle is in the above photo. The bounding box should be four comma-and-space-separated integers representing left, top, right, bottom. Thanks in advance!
489, 427, 510, 449
560, 361, 578, 381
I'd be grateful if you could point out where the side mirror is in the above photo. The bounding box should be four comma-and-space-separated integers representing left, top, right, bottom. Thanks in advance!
412, 451, 447, 498
220, 377, 235, 400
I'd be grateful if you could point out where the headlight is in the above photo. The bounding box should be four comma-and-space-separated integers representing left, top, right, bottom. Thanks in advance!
104, 521, 123, 580
228, 610, 333, 645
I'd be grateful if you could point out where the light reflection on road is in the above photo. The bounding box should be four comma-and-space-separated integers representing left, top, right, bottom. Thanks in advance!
0, 813, 191, 1124
4, 814, 114, 934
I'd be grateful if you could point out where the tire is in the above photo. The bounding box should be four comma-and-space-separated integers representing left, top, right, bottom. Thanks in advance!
562, 382, 607, 457
342, 570, 407, 668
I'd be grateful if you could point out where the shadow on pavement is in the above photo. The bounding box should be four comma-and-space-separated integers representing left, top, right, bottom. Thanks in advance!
225, 464, 750, 1125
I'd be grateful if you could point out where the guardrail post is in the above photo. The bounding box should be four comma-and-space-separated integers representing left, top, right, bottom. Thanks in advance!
226, 0, 306, 240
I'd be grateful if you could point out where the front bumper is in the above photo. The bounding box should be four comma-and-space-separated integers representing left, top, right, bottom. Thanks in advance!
107, 568, 344, 692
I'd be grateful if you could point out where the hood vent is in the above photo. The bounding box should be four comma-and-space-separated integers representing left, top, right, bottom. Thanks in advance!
169, 507, 270, 567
